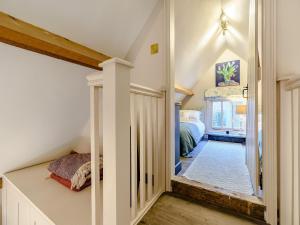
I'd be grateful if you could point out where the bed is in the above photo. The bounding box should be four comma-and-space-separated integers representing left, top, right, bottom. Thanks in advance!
179, 110, 205, 157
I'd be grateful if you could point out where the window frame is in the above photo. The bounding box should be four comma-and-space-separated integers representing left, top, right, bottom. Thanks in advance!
208, 99, 246, 132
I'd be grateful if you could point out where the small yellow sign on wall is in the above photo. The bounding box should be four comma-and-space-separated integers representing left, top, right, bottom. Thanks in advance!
150, 43, 159, 55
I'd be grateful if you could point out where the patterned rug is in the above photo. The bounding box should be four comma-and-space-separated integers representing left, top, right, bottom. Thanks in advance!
183, 141, 254, 195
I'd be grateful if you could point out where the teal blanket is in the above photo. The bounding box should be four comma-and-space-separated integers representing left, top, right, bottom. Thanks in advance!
180, 123, 198, 157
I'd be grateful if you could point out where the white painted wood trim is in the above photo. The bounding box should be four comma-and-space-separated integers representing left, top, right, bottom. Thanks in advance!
99, 58, 134, 69
139, 95, 146, 210
102, 58, 132, 225
146, 97, 153, 201
279, 79, 300, 225
87, 74, 164, 98
152, 98, 159, 194
2, 177, 56, 225
165, 0, 175, 192
279, 81, 293, 225
262, 0, 277, 224
2, 177, 7, 225
130, 94, 138, 219
158, 94, 167, 192
292, 89, 300, 225
130, 84, 164, 98
277, 74, 300, 82
246, 0, 259, 194
282, 75, 300, 91
90, 86, 102, 225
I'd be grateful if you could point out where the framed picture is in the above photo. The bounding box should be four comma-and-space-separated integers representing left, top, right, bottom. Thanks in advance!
216, 60, 240, 87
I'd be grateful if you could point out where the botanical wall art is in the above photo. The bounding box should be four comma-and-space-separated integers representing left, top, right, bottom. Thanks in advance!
215, 60, 240, 87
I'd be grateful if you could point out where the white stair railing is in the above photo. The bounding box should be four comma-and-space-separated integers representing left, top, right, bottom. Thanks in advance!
87, 58, 166, 225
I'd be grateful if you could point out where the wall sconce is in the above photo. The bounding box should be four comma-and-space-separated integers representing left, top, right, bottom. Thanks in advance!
243, 85, 248, 98
220, 10, 229, 35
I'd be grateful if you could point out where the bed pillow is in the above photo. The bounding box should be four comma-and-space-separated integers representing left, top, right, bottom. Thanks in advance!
180, 110, 201, 122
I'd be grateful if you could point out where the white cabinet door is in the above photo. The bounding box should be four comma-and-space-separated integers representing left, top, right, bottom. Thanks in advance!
30, 208, 51, 225
18, 195, 30, 225
6, 183, 19, 225
3, 180, 51, 225
5, 181, 30, 225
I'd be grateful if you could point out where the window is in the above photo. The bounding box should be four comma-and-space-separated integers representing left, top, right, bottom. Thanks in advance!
211, 99, 246, 132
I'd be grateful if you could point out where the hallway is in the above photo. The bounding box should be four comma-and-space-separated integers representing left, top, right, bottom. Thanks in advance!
139, 194, 262, 225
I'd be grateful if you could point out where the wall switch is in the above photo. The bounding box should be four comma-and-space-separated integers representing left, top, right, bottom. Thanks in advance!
150, 43, 159, 55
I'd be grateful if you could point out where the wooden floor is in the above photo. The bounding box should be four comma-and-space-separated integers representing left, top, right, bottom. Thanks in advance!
139, 194, 260, 225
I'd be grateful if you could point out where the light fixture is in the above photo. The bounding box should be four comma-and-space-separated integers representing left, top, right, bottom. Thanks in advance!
242, 85, 248, 98
220, 10, 229, 35
236, 105, 247, 115
236, 104, 247, 135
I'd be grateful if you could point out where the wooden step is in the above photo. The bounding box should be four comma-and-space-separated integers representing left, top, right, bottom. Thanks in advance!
171, 177, 267, 224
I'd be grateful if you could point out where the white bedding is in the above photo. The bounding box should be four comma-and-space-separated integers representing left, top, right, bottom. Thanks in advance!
181, 120, 205, 143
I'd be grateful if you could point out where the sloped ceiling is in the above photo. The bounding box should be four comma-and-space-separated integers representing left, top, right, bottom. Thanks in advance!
175, 0, 249, 89
0, 0, 159, 58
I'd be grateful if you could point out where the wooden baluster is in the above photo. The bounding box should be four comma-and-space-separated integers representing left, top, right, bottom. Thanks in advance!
158, 96, 166, 191
146, 97, 153, 200
152, 98, 159, 195
139, 95, 146, 209
90, 85, 101, 225
130, 94, 138, 219
292, 89, 300, 225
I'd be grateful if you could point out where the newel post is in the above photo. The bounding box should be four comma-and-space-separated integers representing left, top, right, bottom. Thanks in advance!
100, 58, 133, 225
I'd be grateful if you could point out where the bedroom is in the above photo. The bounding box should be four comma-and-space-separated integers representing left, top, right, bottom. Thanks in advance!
173, 0, 263, 201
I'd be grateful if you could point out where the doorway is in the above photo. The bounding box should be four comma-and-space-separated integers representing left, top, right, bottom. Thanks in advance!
166, 0, 277, 223
167, 0, 266, 220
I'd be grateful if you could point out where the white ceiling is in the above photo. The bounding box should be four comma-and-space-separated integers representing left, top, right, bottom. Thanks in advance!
175, 0, 249, 89
0, 0, 159, 58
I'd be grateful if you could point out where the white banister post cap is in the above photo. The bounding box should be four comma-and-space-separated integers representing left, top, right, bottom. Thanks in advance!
99, 57, 134, 69
86, 72, 103, 86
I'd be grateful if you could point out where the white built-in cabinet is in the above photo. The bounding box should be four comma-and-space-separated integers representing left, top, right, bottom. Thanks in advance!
2, 179, 53, 225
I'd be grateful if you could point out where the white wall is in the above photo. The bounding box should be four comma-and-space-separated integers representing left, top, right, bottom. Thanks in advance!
0, 43, 94, 175
126, 0, 166, 90
277, 0, 300, 78
174, 0, 249, 109
183, 49, 248, 110
74, 1, 167, 155
174, 0, 249, 91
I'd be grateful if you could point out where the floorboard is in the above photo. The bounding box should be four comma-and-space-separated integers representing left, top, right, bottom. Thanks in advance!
139, 193, 261, 225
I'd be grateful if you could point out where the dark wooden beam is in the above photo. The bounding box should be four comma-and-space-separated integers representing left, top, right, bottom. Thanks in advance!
0, 11, 111, 70
0, 177, 2, 189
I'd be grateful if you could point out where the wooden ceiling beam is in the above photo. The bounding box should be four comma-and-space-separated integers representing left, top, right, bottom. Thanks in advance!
0, 11, 111, 70
175, 84, 194, 96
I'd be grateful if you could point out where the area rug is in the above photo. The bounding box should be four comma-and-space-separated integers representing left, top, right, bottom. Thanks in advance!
182, 141, 254, 195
